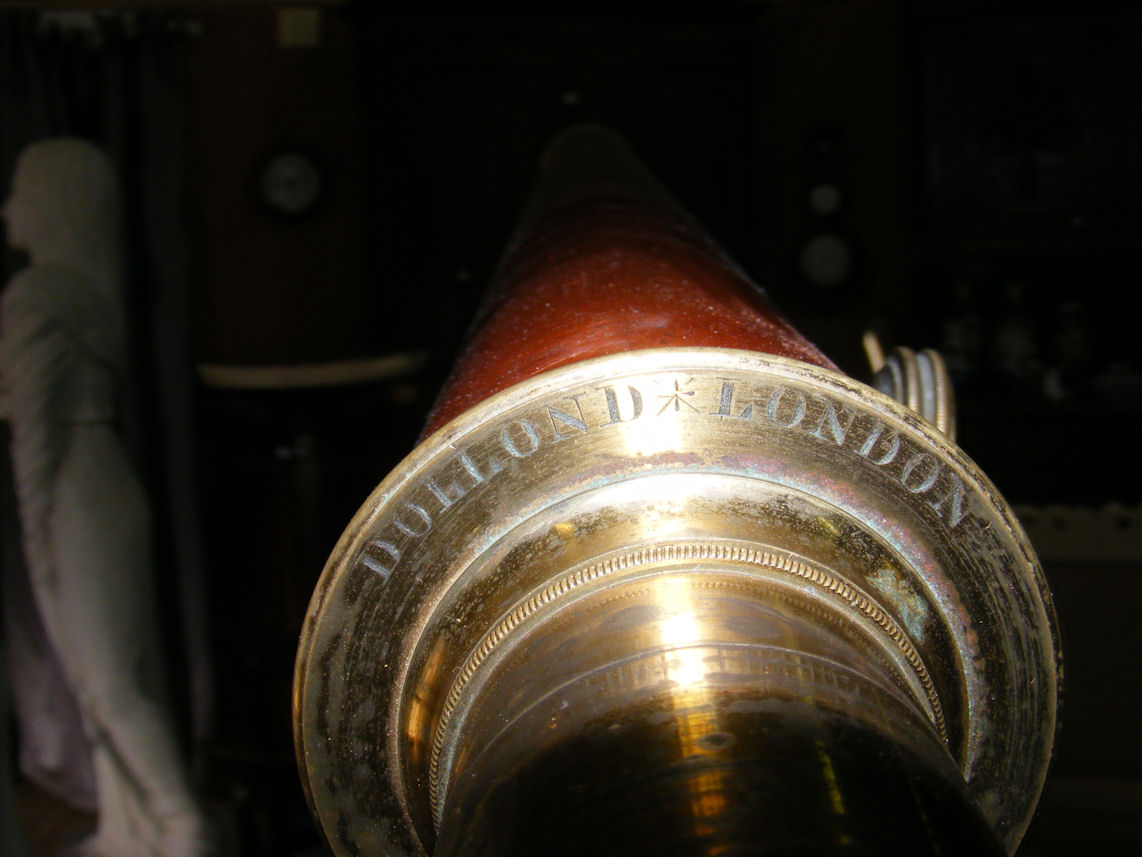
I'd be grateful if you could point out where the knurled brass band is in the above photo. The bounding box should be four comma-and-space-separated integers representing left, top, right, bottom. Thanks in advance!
427, 538, 950, 827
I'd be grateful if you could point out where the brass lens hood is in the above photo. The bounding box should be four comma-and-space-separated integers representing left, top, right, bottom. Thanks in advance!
293, 348, 1060, 857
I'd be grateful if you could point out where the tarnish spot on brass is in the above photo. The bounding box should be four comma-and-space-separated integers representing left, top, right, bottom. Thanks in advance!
349, 816, 410, 857
868, 566, 933, 644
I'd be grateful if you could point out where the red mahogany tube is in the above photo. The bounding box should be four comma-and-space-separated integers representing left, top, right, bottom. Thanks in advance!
294, 126, 1060, 857
423, 125, 835, 434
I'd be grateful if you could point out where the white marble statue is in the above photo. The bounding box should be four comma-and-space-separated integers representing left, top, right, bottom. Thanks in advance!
0, 138, 210, 857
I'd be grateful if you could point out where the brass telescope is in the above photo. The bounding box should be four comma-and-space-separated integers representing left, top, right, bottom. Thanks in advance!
293, 126, 1060, 857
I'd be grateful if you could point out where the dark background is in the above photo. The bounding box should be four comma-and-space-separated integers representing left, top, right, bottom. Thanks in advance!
2, 2, 1140, 855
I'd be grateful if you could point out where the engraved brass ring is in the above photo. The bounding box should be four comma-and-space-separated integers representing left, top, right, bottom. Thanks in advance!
293, 348, 1060, 857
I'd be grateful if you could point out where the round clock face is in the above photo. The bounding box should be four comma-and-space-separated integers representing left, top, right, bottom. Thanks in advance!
257, 150, 325, 218
798, 232, 853, 288
807, 182, 844, 216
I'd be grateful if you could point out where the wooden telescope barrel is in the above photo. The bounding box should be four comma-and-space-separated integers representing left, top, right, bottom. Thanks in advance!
423, 125, 835, 435
294, 125, 1060, 857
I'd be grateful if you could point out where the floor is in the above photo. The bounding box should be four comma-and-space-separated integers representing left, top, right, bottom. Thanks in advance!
13, 781, 94, 857
12, 774, 320, 857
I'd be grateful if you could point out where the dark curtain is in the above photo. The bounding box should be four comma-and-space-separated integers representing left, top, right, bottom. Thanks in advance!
0, 9, 213, 807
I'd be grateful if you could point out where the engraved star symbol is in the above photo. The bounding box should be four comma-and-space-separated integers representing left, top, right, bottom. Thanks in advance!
657, 378, 699, 415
